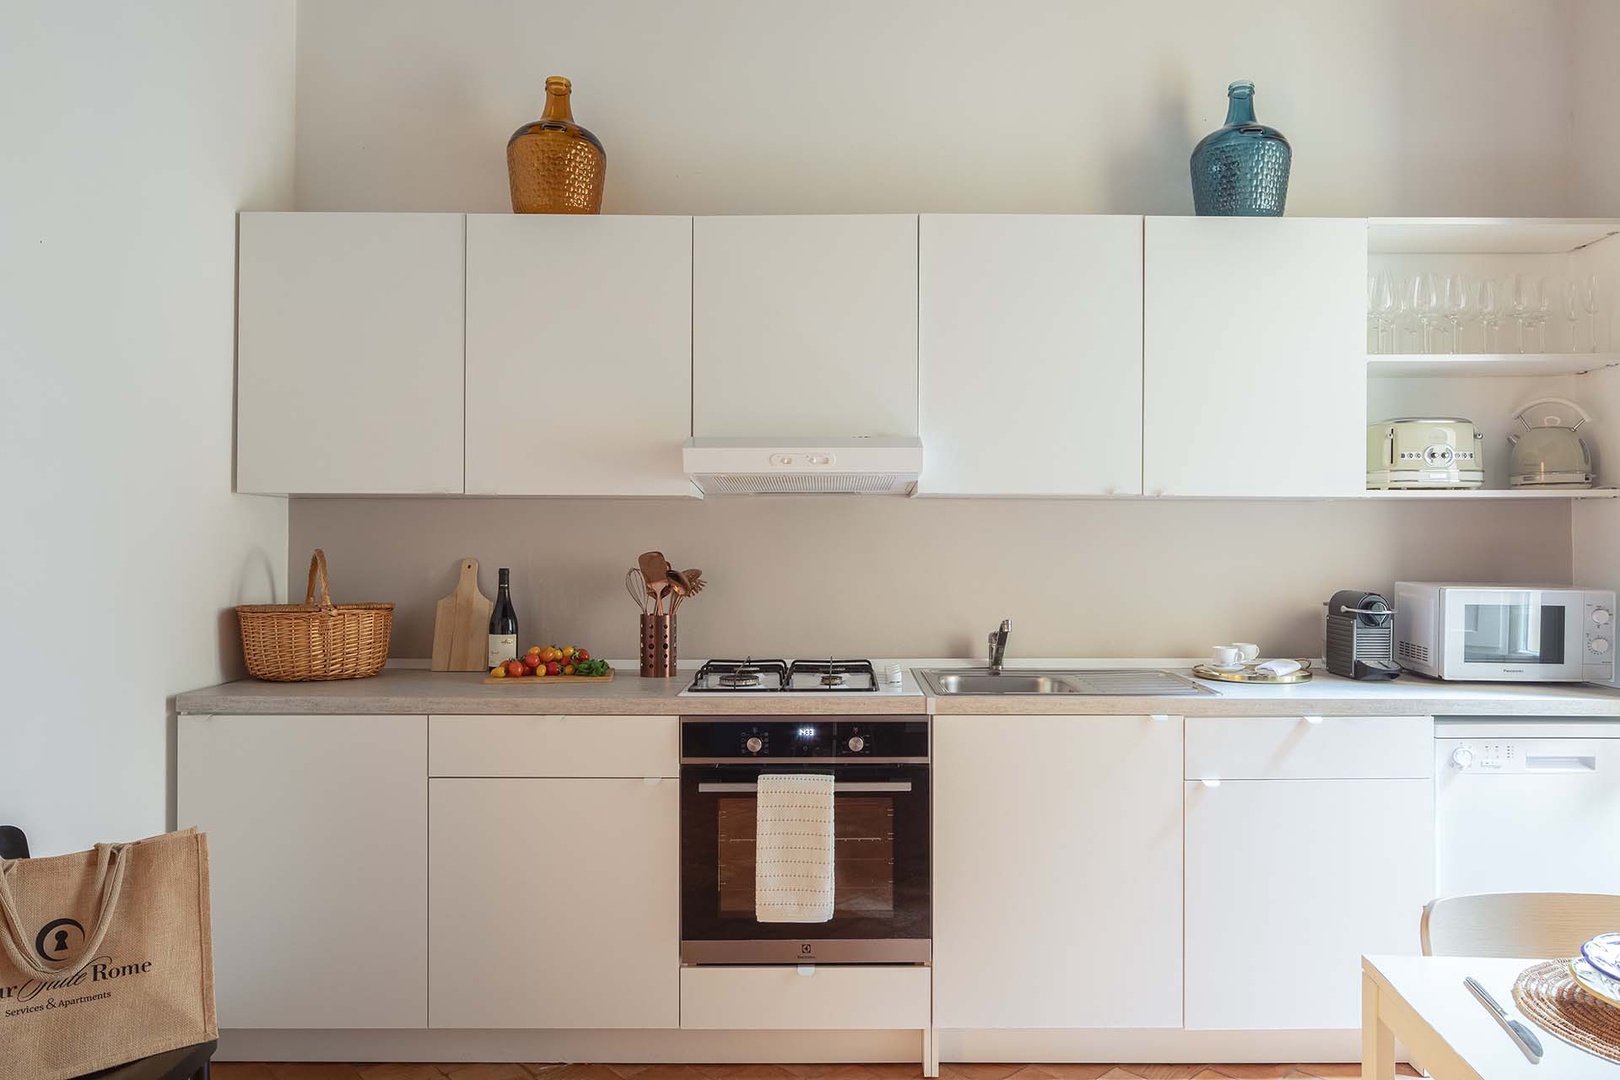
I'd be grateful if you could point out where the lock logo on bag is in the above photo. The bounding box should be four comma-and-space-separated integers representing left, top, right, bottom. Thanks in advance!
34, 918, 84, 962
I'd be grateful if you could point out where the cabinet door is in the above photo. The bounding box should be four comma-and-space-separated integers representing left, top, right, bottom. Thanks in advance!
1184, 777, 1435, 1030
919, 214, 1143, 495
693, 215, 918, 438
465, 215, 694, 495
933, 714, 1184, 1029
237, 212, 465, 494
429, 777, 679, 1028
1143, 217, 1367, 496
176, 714, 427, 1028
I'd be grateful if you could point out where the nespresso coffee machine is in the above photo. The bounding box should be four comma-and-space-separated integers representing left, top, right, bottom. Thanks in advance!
1325, 589, 1402, 680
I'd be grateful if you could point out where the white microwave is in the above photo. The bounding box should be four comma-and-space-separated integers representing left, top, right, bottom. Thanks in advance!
1393, 582, 1615, 682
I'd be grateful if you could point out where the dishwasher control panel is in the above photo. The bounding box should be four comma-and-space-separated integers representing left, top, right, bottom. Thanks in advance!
1439, 738, 1601, 773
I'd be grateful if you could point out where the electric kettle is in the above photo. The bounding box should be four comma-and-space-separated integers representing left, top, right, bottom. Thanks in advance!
1508, 396, 1595, 488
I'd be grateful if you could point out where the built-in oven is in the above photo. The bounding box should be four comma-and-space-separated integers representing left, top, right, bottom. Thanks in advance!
680, 715, 930, 965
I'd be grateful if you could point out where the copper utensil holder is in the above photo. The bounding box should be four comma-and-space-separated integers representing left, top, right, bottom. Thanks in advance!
640, 614, 676, 678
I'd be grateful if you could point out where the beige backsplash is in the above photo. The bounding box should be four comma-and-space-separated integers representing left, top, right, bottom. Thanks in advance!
289, 496, 1573, 662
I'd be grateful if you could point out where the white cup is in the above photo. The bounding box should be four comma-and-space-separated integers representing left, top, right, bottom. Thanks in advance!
1211, 645, 1245, 668
1230, 642, 1261, 663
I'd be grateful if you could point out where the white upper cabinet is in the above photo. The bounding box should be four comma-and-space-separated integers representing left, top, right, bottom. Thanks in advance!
1143, 217, 1367, 497
465, 215, 694, 496
919, 214, 1144, 495
693, 215, 919, 438
237, 213, 465, 495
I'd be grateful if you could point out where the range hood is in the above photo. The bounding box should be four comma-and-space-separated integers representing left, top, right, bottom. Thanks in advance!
682, 437, 923, 495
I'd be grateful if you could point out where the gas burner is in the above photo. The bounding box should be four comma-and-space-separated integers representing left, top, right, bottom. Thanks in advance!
788, 659, 878, 693
688, 658, 789, 693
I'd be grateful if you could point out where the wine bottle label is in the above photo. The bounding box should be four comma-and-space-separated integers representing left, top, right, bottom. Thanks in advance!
487, 634, 518, 667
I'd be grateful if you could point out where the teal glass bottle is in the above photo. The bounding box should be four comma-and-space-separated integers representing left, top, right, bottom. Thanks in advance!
1189, 81, 1291, 216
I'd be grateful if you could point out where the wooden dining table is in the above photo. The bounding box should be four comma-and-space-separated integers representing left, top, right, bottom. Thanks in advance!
1363, 954, 1620, 1078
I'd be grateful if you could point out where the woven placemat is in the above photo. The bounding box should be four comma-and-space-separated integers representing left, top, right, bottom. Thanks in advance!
1513, 958, 1620, 1064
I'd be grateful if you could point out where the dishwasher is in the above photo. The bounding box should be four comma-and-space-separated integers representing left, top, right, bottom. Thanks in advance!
1436, 717, 1620, 896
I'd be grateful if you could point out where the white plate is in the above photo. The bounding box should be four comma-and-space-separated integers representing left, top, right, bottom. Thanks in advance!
1582, 932, 1620, 982
1206, 663, 1246, 672
1570, 957, 1620, 1009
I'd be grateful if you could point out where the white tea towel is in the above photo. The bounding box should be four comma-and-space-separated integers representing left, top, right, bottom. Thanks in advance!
754, 773, 835, 923
1255, 658, 1303, 678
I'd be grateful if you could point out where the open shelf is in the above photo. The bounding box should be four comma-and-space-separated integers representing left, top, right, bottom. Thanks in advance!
1363, 487, 1620, 500
1367, 353, 1620, 378
1368, 218, 1620, 255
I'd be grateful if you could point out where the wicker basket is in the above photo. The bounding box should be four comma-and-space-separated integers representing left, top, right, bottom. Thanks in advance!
236, 550, 394, 681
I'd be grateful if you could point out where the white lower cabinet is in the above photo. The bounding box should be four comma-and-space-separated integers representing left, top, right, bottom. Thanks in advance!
428, 777, 679, 1028
680, 966, 931, 1030
176, 714, 428, 1028
1184, 773, 1435, 1029
933, 714, 1185, 1029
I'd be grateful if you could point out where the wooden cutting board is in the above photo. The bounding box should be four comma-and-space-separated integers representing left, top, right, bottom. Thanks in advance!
481, 669, 615, 685
431, 557, 493, 672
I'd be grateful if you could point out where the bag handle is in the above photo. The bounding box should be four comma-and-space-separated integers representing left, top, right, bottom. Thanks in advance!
303, 549, 335, 609
0, 842, 130, 979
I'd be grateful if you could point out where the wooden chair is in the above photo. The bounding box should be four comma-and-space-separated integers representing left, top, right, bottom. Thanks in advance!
0, 827, 216, 1080
1421, 892, 1620, 958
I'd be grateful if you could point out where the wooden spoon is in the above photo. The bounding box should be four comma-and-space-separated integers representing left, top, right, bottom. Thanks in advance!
638, 551, 671, 614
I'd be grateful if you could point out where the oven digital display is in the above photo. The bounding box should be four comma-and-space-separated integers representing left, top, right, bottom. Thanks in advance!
796, 726, 816, 739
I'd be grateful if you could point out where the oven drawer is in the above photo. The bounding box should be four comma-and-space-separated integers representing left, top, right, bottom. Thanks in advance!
679, 965, 930, 1029
1185, 715, 1433, 780
429, 715, 677, 778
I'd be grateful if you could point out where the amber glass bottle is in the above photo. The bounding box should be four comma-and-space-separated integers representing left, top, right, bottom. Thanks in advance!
506, 76, 606, 213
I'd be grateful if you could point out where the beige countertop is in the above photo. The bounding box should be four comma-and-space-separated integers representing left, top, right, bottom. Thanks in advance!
176, 659, 1620, 718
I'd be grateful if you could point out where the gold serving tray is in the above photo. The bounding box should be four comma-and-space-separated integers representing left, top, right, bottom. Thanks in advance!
1192, 659, 1314, 684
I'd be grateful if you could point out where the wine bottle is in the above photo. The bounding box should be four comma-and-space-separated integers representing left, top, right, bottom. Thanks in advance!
487, 568, 519, 667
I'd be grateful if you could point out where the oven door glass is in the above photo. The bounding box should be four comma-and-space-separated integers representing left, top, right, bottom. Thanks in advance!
681, 764, 930, 946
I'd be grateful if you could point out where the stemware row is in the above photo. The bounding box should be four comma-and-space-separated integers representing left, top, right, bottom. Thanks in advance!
1368, 271, 1602, 355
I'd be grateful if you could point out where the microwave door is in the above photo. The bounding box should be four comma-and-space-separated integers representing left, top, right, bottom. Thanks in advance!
1445, 589, 1580, 679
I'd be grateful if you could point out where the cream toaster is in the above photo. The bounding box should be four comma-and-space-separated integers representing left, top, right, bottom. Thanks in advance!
1366, 417, 1484, 489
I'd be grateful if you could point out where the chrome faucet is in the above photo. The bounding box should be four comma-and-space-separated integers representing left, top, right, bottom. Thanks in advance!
987, 619, 1012, 674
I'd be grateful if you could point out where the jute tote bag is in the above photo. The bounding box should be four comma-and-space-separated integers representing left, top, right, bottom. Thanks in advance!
0, 828, 216, 1080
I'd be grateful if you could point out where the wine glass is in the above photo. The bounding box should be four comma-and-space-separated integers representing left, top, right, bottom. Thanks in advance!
1367, 274, 1382, 353
1563, 280, 1582, 353
1584, 274, 1602, 352
1443, 273, 1472, 354
1535, 275, 1553, 351
1511, 274, 1537, 352
1478, 277, 1502, 352
1371, 272, 1396, 354
1410, 273, 1439, 354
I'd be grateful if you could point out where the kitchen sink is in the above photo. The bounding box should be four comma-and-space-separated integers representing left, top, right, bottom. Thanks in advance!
915, 667, 1213, 697
926, 672, 1081, 694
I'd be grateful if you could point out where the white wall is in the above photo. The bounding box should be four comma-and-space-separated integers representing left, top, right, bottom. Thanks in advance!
0, 2, 296, 855
294, 0, 1580, 217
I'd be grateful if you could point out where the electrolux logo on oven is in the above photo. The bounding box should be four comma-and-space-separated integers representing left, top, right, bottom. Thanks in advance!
798, 942, 815, 960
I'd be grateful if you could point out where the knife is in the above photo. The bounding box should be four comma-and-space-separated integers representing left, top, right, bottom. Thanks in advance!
1465, 975, 1543, 1064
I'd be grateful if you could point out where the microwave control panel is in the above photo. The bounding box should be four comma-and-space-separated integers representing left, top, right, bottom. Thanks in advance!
1585, 596, 1615, 680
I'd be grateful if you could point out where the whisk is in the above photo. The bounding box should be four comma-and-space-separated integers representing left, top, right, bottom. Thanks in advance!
625, 568, 650, 614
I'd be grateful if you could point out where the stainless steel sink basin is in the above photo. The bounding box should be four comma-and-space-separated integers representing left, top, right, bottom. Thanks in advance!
926, 672, 1081, 694
915, 667, 1213, 697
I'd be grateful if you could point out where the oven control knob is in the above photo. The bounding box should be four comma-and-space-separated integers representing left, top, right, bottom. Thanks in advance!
745, 736, 764, 754
847, 736, 866, 753
1593, 637, 1612, 655
1449, 747, 1473, 770
1595, 608, 1613, 626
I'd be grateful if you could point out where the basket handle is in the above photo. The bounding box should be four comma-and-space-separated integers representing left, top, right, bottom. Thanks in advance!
0, 842, 130, 979
304, 549, 335, 609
